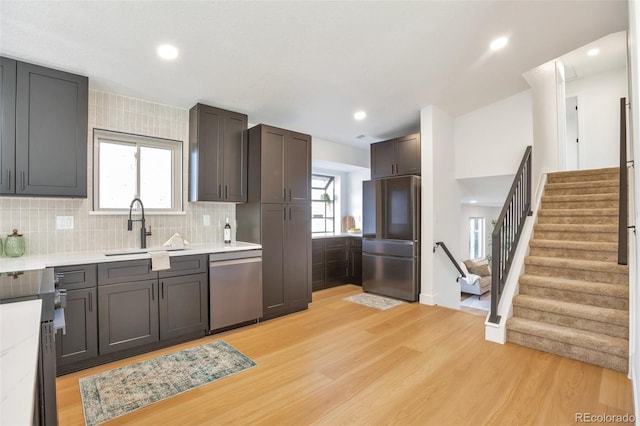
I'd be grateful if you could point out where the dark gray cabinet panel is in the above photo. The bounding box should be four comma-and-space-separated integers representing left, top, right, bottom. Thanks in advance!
14, 61, 88, 196
158, 254, 207, 278
56, 264, 97, 290
286, 131, 311, 204
286, 204, 311, 306
159, 273, 208, 340
311, 239, 325, 292
0, 57, 16, 195
98, 259, 154, 285
98, 280, 159, 355
349, 237, 363, 285
56, 288, 97, 366
324, 237, 349, 287
188, 103, 248, 202
370, 133, 421, 179
311, 236, 362, 290
261, 204, 287, 314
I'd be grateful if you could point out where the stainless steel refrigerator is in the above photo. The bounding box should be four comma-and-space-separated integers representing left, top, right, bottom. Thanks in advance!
362, 175, 420, 302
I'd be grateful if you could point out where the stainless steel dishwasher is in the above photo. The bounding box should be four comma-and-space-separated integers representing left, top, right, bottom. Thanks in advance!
209, 249, 263, 331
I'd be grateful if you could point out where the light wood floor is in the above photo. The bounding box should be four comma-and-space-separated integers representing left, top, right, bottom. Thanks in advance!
57, 285, 633, 425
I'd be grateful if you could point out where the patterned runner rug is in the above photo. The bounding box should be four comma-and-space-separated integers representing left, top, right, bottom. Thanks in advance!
80, 340, 256, 426
343, 292, 406, 310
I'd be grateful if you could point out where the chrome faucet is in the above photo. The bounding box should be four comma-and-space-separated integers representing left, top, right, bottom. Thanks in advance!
128, 198, 152, 249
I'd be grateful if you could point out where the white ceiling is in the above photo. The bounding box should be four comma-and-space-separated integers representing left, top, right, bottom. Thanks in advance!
561, 31, 628, 81
0, 1, 628, 148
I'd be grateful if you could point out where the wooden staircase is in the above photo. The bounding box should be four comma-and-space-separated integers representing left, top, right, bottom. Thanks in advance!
506, 167, 629, 372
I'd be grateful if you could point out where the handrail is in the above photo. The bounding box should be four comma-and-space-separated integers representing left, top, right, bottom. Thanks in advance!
618, 97, 628, 265
433, 241, 466, 278
488, 146, 532, 324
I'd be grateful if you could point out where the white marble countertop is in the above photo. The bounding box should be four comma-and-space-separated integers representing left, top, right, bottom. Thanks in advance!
0, 299, 42, 426
0, 241, 262, 273
312, 232, 362, 239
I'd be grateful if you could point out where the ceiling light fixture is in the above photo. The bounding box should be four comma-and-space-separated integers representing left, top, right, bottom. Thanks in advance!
587, 48, 600, 57
469, 200, 478, 204
490, 36, 508, 51
157, 44, 179, 60
354, 111, 366, 121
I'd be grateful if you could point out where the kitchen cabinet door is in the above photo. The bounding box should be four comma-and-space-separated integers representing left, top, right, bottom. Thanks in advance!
371, 139, 396, 179
15, 61, 88, 197
55, 287, 97, 367
159, 273, 208, 340
285, 204, 311, 307
0, 57, 16, 195
98, 280, 159, 355
259, 126, 287, 204
261, 204, 287, 317
189, 104, 248, 202
286, 131, 311, 204
349, 238, 363, 285
394, 134, 421, 176
324, 237, 349, 287
312, 239, 325, 291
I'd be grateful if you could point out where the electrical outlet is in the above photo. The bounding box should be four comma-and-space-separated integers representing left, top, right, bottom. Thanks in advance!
203, 215, 210, 226
56, 216, 74, 230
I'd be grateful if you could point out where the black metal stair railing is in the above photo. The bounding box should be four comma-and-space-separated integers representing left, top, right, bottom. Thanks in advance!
488, 146, 532, 324
618, 97, 628, 266
433, 241, 466, 279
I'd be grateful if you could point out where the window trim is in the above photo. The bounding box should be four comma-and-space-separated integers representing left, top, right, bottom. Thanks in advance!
468, 217, 485, 260
311, 173, 336, 234
92, 129, 183, 213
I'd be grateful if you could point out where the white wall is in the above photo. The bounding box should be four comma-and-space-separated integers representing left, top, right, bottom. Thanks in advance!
454, 90, 533, 179
566, 67, 629, 169
312, 138, 370, 169
421, 105, 461, 309
459, 205, 501, 261
345, 168, 370, 230
523, 60, 562, 186
628, 0, 640, 416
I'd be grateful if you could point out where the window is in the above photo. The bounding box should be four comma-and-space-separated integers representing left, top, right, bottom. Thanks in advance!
311, 174, 335, 233
469, 217, 485, 259
93, 129, 182, 212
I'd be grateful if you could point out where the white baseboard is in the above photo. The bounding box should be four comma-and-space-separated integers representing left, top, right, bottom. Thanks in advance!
420, 292, 437, 306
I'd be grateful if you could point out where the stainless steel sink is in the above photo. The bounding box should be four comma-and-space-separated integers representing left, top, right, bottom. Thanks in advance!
104, 247, 188, 256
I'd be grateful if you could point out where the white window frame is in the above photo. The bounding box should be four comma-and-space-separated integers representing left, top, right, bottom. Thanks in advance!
469, 217, 485, 260
93, 129, 183, 213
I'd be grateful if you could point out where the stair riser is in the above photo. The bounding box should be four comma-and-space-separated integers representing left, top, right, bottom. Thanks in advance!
544, 187, 619, 196
534, 230, 617, 243
519, 284, 628, 310
513, 306, 628, 339
547, 173, 619, 184
506, 330, 627, 372
536, 215, 617, 225
529, 246, 617, 262
541, 200, 619, 209
525, 264, 628, 285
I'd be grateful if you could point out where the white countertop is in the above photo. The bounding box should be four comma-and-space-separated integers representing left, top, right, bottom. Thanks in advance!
0, 299, 42, 426
0, 241, 262, 273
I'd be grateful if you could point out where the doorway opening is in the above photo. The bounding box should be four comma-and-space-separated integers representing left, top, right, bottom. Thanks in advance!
565, 96, 580, 170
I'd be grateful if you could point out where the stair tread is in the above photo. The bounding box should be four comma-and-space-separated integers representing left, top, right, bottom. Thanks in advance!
534, 223, 618, 232
545, 180, 618, 189
507, 317, 628, 357
547, 167, 620, 178
513, 294, 628, 325
538, 208, 618, 216
529, 239, 617, 252
525, 255, 629, 275
519, 274, 629, 298
542, 193, 619, 201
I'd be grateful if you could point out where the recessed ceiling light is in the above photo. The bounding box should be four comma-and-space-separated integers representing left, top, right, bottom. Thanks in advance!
587, 48, 600, 57
354, 111, 366, 121
490, 36, 508, 51
469, 200, 478, 204
157, 44, 179, 60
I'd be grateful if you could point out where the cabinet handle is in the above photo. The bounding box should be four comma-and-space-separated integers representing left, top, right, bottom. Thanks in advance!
225, 185, 228, 199
161, 282, 164, 299
396, 163, 399, 174
21, 170, 25, 191
6, 170, 10, 191
152, 284, 155, 301
289, 207, 292, 221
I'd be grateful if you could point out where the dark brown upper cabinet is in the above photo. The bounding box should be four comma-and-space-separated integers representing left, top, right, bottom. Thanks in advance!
249, 124, 311, 205
1, 57, 88, 197
188, 103, 248, 202
370, 133, 421, 179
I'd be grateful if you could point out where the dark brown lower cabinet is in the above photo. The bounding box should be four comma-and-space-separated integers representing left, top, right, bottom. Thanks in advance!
312, 236, 362, 290
159, 273, 208, 341
98, 280, 160, 355
55, 287, 97, 367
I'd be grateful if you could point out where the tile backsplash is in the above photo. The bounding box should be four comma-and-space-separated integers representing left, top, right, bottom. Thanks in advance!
0, 90, 236, 256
